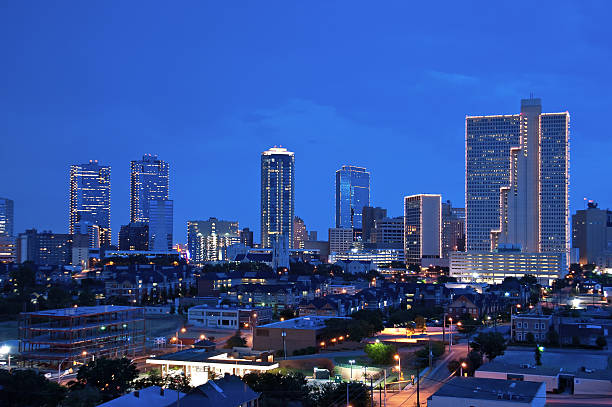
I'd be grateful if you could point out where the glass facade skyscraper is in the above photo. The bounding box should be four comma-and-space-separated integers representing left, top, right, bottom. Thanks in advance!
335, 165, 370, 230
149, 199, 173, 251
130, 154, 170, 224
261, 147, 294, 248
69, 161, 111, 246
0, 197, 14, 237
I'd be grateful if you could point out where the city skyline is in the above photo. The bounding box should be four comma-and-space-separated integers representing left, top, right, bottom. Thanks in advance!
1, 2, 611, 243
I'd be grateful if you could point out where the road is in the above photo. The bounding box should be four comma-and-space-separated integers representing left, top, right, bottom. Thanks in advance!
384, 343, 468, 407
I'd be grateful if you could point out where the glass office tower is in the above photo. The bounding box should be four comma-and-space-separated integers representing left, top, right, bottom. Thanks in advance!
149, 199, 173, 251
69, 161, 111, 246
335, 165, 370, 230
261, 147, 294, 248
130, 154, 169, 224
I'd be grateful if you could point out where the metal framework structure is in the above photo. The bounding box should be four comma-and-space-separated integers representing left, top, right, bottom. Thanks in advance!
19, 306, 145, 366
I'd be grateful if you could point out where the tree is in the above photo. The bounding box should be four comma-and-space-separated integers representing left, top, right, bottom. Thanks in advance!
414, 316, 426, 333
313, 382, 369, 407
46, 286, 73, 309
224, 330, 247, 348
279, 308, 296, 320
242, 372, 312, 407
470, 332, 507, 361
72, 357, 138, 401
534, 345, 542, 366
364, 342, 395, 365
457, 313, 478, 334
63, 386, 101, 407
520, 274, 538, 286
78, 290, 96, 307
0, 368, 66, 407
545, 327, 559, 346
596, 335, 607, 349
351, 309, 384, 334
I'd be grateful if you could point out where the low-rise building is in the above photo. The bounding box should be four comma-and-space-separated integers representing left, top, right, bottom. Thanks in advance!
187, 305, 272, 329
428, 377, 546, 407
253, 316, 345, 355
511, 313, 553, 343
146, 349, 278, 386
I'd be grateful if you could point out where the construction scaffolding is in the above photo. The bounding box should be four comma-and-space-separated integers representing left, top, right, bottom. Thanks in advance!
19, 305, 145, 366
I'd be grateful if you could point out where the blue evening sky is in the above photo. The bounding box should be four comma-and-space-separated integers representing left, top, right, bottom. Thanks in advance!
1, 1, 611, 244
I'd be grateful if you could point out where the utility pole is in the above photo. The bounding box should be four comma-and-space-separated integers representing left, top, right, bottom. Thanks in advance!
370, 377, 373, 407
346, 382, 349, 407
416, 362, 420, 407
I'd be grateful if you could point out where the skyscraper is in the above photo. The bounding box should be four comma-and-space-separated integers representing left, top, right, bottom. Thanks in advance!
119, 223, 149, 251
69, 161, 111, 246
466, 98, 569, 255
404, 194, 442, 264
572, 201, 612, 265
441, 200, 465, 257
187, 218, 240, 263
335, 165, 370, 230
261, 147, 294, 248
362, 206, 387, 243
293, 216, 308, 249
0, 197, 14, 237
130, 154, 169, 224
149, 199, 173, 251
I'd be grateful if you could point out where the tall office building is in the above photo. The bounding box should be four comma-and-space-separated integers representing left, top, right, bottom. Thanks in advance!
572, 201, 612, 266
362, 206, 387, 243
261, 147, 295, 248
69, 161, 111, 246
372, 216, 404, 250
130, 154, 170, 224
293, 216, 308, 249
17, 229, 74, 266
187, 218, 240, 263
149, 199, 173, 251
0, 197, 14, 237
441, 200, 465, 257
335, 165, 370, 230
466, 98, 569, 255
329, 228, 354, 253
404, 194, 442, 264
240, 227, 254, 248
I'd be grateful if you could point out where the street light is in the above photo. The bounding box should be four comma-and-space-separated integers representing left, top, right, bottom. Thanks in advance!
281, 331, 287, 360
348, 359, 355, 380
394, 354, 402, 380
448, 318, 454, 350
460, 362, 467, 377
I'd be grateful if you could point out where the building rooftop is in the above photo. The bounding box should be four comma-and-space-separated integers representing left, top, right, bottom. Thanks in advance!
432, 377, 543, 402
167, 375, 258, 407
258, 315, 347, 330
99, 386, 185, 407
21, 305, 143, 317
148, 348, 278, 368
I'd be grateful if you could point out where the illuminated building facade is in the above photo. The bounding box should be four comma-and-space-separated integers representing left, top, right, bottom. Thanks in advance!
0, 197, 14, 237
449, 249, 567, 285
118, 222, 149, 251
187, 218, 240, 263
69, 161, 111, 246
335, 165, 370, 230
130, 154, 169, 224
466, 98, 569, 257
261, 147, 294, 248
404, 194, 442, 264
16, 229, 74, 266
293, 216, 308, 249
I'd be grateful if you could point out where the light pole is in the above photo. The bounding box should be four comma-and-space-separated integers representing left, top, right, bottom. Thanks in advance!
448, 318, 453, 351
281, 331, 287, 360
349, 359, 355, 380
510, 304, 521, 342
460, 362, 467, 377
394, 354, 402, 381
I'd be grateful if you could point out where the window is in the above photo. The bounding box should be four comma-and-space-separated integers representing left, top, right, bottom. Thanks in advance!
516, 322, 522, 328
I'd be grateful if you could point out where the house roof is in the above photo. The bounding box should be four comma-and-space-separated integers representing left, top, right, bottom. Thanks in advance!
98, 386, 185, 407
168, 375, 258, 407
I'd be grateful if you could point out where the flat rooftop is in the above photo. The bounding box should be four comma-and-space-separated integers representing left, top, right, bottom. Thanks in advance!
147, 348, 278, 367
478, 350, 612, 381
433, 377, 543, 402
258, 316, 348, 330
21, 305, 143, 317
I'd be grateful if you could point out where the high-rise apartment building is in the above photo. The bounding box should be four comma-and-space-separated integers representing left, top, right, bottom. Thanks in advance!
466, 98, 569, 255
149, 199, 173, 251
335, 165, 370, 230
118, 222, 149, 251
69, 161, 111, 246
0, 197, 14, 237
17, 229, 75, 266
261, 147, 294, 248
187, 218, 240, 263
404, 194, 442, 264
293, 216, 308, 249
130, 154, 170, 224
572, 201, 612, 266
362, 206, 387, 243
